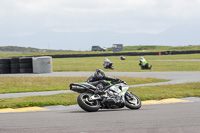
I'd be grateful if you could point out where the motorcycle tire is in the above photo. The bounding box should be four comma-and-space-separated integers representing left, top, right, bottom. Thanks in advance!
77, 93, 100, 112
125, 92, 141, 109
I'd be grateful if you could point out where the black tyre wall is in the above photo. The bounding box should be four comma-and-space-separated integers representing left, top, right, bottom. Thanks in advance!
19, 58, 32, 63
11, 63, 20, 69
0, 59, 11, 74
0, 59, 10, 64
10, 58, 20, 63
20, 63, 32, 68
11, 69, 20, 73
19, 58, 33, 73
20, 68, 33, 73
0, 57, 33, 74
0, 69, 11, 74
0, 64, 10, 69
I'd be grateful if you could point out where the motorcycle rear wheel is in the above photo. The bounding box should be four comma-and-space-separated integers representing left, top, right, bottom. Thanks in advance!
77, 93, 100, 112
125, 92, 141, 109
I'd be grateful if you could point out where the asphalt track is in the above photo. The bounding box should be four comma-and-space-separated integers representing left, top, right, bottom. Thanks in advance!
0, 102, 200, 133
0, 71, 200, 133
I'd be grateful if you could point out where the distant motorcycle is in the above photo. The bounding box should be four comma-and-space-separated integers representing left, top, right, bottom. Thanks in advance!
139, 57, 152, 70
139, 63, 152, 70
70, 79, 141, 112
103, 58, 114, 70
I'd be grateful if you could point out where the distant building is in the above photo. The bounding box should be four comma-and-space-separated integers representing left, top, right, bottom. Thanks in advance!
91, 46, 107, 51
113, 44, 123, 52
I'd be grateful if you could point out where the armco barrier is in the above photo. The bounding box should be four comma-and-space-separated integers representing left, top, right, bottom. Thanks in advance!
49, 50, 200, 58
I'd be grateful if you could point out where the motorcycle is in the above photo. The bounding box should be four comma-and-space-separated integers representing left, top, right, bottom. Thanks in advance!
139, 57, 152, 70
139, 63, 152, 70
69, 79, 141, 112
103, 58, 114, 70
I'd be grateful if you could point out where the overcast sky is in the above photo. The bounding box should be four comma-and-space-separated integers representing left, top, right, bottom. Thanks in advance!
0, 0, 200, 50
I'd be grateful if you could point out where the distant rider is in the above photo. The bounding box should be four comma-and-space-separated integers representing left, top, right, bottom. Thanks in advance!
139, 57, 152, 70
86, 69, 118, 94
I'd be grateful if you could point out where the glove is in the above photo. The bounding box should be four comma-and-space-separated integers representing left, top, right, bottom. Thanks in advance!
114, 78, 120, 81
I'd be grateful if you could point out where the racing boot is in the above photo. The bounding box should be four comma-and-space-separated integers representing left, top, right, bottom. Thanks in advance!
149, 65, 152, 70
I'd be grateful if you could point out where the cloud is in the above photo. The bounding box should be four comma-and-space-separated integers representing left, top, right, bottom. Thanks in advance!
0, 0, 200, 37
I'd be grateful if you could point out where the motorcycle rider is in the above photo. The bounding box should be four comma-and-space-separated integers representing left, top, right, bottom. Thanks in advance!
103, 58, 114, 70
139, 57, 152, 70
86, 69, 118, 94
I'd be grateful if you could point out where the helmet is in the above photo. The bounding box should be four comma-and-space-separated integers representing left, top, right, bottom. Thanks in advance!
94, 69, 105, 78
140, 57, 144, 60
120, 56, 125, 60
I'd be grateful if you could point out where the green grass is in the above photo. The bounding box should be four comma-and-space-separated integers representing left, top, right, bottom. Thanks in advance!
0, 77, 166, 94
0, 82, 199, 109
0, 93, 79, 108
0, 51, 114, 58
1, 45, 200, 58
129, 82, 200, 101
53, 54, 200, 72
117, 45, 200, 51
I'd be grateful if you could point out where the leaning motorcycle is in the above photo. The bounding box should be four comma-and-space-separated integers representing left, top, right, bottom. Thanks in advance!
69, 79, 141, 112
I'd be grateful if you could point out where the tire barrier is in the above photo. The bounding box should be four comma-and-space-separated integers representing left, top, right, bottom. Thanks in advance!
11, 63, 20, 69
0, 69, 11, 74
10, 58, 20, 74
0, 56, 52, 74
0, 57, 33, 74
49, 50, 200, 58
20, 68, 33, 73
19, 63, 33, 68
19, 57, 33, 73
0, 59, 11, 74
11, 69, 20, 73
10, 58, 20, 63
19, 58, 33, 63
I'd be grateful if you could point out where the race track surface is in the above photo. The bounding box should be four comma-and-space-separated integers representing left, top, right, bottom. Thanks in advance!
0, 71, 200, 133
0, 102, 200, 133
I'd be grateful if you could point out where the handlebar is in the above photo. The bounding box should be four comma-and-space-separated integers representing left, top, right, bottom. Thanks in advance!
111, 79, 127, 85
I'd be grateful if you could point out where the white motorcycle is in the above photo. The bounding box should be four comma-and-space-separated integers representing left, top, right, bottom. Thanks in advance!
70, 79, 141, 112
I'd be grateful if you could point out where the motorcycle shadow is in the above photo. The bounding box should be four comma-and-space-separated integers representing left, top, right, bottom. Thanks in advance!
69, 108, 141, 113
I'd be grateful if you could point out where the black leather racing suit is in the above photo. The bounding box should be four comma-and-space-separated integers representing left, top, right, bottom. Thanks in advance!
86, 75, 116, 91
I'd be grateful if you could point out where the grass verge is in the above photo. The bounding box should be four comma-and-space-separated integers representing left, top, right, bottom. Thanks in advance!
52, 54, 200, 72
0, 93, 79, 108
1, 45, 200, 58
0, 77, 167, 94
0, 82, 199, 109
129, 82, 200, 101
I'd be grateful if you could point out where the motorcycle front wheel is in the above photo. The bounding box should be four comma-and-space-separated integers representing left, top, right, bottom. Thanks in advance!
77, 93, 100, 112
125, 91, 141, 109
